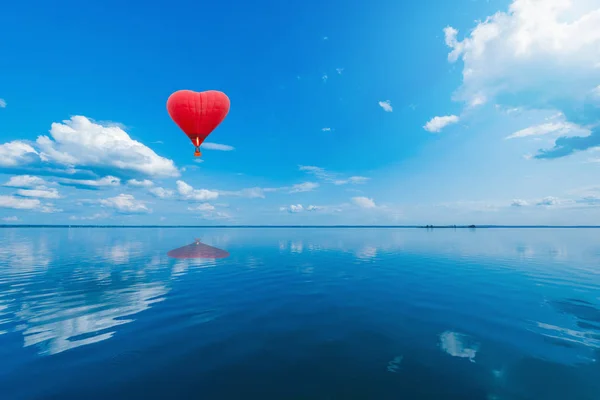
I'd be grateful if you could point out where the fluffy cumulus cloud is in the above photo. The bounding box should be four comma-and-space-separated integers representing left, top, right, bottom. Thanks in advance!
34, 116, 179, 177
379, 100, 393, 112
0, 141, 39, 167
352, 196, 376, 209
99, 194, 150, 214
148, 187, 174, 199
0, 195, 60, 213
3, 175, 47, 188
176, 180, 219, 201
442, 0, 600, 157
0, 195, 42, 210
0, 116, 179, 178
423, 115, 460, 133
201, 142, 235, 151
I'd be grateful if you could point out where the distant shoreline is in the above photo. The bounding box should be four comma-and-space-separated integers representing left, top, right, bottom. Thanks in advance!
1, 225, 599, 229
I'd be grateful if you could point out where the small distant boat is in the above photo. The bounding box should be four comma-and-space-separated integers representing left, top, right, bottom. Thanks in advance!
167, 238, 230, 259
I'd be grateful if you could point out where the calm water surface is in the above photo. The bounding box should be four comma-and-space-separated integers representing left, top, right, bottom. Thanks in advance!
0, 228, 599, 399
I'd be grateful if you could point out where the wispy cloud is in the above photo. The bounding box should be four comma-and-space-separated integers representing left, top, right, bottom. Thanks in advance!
506, 121, 590, 140
99, 194, 150, 214
201, 142, 235, 151
2, 216, 18, 222
321, 127, 332, 132
289, 182, 319, 193
188, 202, 232, 220
57, 176, 120, 189
378, 100, 393, 112
322, 74, 328, 83
69, 213, 109, 221
279, 204, 321, 213
511, 199, 529, 207
127, 179, 154, 187
336, 68, 344, 74
299, 165, 369, 186
334, 176, 370, 185
423, 115, 459, 133
16, 187, 61, 199
0, 99, 6, 108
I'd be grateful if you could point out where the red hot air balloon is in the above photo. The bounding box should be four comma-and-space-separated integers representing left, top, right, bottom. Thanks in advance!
166, 90, 230, 157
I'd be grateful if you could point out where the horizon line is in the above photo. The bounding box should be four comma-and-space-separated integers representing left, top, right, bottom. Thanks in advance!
1, 224, 600, 229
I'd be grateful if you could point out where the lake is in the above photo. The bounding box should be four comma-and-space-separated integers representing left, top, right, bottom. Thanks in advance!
0, 227, 599, 399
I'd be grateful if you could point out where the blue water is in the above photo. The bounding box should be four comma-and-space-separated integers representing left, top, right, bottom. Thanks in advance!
0, 228, 599, 399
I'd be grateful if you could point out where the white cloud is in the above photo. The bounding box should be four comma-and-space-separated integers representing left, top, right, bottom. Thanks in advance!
444, 0, 600, 105
506, 121, 591, 139
148, 187, 174, 199
424, 115, 460, 133
2, 216, 18, 222
511, 199, 529, 207
352, 196, 376, 209
536, 196, 561, 206
0, 195, 42, 210
280, 204, 305, 213
188, 203, 215, 212
289, 182, 319, 193
58, 175, 120, 188
99, 194, 150, 213
176, 180, 219, 201
442, 0, 600, 157
322, 74, 328, 83
35, 116, 179, 177
333, 176, 370, 185
127, 179, 154, 187
322, 127, 332, 132
3, 175, 47, 188
218, 187, 278, 199
0, 99, 6, 108
0, 141, 39, 167
299, 165, 368, 185
188, 203, 231, 220
379, 100, 393, 112
336, 68, 344, 74
16, 187, 61, 199
69, 213, 108, 221
201, 142, 235, 151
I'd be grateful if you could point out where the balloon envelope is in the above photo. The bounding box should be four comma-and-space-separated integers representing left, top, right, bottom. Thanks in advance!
167, 239, 230, 259
166, 90, 230, 149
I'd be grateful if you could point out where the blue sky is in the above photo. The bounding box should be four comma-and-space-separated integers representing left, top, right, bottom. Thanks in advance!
1, 0, 599, 225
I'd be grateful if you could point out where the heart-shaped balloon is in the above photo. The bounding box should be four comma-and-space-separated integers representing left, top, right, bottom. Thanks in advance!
167, 90, 230, 156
